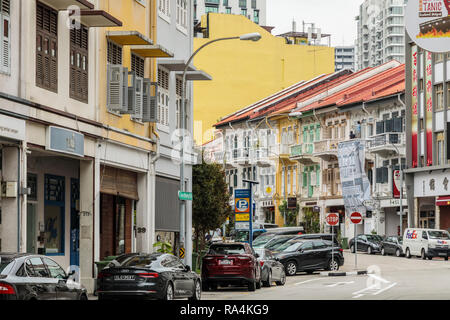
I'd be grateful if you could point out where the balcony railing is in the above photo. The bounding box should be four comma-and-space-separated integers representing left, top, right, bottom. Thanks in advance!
368, 132, 405, 157
313, 139, 342, 161
290, 143, 314, 158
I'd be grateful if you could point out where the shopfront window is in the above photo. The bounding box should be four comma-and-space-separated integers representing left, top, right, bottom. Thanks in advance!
44, 175, 65, 255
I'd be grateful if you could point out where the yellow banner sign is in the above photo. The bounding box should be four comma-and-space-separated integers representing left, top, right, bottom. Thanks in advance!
235, 213, 250, 222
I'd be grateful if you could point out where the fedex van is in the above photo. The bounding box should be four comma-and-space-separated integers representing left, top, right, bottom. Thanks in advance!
402, 228, 450, 260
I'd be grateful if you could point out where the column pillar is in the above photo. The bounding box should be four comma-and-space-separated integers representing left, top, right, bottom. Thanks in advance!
79, 160, 94, 293
435, 203, 440, 229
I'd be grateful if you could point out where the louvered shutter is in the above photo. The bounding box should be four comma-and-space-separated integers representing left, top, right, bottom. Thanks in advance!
127, 71, 136, 115
107, 64, 126, 112
142, 79, 158, 123
133, 76, 144, 120
1, 15, 10, 73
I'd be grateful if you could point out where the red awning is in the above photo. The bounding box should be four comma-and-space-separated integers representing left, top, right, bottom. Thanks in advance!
436, 196, 450, 206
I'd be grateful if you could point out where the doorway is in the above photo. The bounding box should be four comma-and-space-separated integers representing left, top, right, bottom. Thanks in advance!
26, 203, 37, 254
70, 179, 80, 267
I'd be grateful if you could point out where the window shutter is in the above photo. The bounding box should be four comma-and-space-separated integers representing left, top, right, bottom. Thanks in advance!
142, 80, 158, 123
107, 64, 126, 112
127, 71, 136, 115
382, 167, 389, 184
1, 15, 10, 73
132, 76, 144, 120
376, 121, 384, 134
393, 117, 403, 133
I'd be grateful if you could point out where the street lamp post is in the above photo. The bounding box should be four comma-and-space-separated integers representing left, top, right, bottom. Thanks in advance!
179, 33, 261, 265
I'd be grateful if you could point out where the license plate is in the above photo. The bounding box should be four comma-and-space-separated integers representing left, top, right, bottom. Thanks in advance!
114, 275, 135, 281
438, 253, 447, 256
219, 260, 232, 265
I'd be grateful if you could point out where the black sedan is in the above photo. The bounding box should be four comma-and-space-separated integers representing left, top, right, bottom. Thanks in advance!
97, 253, 201, 301
0, 253, 87, 300
349, 234, 383, 255
273, 240, 344, 276
254, 248, 286, 287
381, 236, 403, 257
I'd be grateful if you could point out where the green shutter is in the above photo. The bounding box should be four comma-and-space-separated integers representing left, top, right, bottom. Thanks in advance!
316, 125, 321, 141
302, 172, 307, 187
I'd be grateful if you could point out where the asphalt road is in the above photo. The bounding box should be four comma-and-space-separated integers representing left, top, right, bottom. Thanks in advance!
202, 251, 450, 300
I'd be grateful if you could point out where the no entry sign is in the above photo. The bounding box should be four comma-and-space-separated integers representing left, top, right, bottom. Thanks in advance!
325, 213, 339, 226
350, 212, 363, 225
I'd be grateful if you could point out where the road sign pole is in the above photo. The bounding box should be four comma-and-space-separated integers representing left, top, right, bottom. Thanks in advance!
354, 223, 357, 270
249, 184, 253, 248
332, 227, 335, 268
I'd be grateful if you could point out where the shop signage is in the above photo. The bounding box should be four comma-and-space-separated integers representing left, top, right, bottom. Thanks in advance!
405, 0, 450, 53
178, 191, 193, 201
46, 126, 84, 157
414, 171, 450, 197
411, 45, 418, 168
287, 197, 297, 209
0, 115, 25, 141
235, 213, 250, 222
393, 170, 401, 199
235, 222, 250, 230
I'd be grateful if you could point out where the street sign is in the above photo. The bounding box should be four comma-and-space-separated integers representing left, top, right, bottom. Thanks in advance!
178, 191, 193, 201
350, 212, 363, 225
235, 222, 250, 230
179, 247, 185, 259
235, 213, 250, 222
235, 189, 251, 214
393, 170, 401, 199
325, 213, 340, 226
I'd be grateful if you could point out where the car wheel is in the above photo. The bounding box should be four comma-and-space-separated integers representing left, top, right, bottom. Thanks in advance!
189, 281, 202, 301
256, 276, 262, 290
421, 249, 426, 260
350, 245, 355, 253
445, 257, 448, 261
164, 282, 174, 300
285, 261, 297, 276
395, 249, 401, 257
327, 259, 339, 271
368, 246, 373, 255
263, 271, 272, 287
248, 279, 256, 292
275, 270, 286, 286
381, 247, 386, 256
427, 256, 433, 260
79, 294, 88, 301
405, 248, 411, 259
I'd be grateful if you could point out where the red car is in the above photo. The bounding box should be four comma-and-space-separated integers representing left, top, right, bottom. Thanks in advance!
201, 242, 262, 292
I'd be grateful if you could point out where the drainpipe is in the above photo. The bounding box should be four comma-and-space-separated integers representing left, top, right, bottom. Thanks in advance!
16, 145, 21, 252
362, 102, 370, 116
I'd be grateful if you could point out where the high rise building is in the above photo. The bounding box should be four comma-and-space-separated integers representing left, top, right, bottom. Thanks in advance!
356, 0, 407, 70
335, 46, 356, 71
194, 0, 267, 26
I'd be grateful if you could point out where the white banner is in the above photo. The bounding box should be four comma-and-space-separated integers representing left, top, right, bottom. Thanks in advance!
337, 140, 372, 217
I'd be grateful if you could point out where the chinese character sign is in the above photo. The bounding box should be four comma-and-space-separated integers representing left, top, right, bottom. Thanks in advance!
411, 46, 418, 168
425, 50, 433, 166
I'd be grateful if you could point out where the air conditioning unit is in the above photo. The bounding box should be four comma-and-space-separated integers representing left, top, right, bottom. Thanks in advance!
127, 71, 144, 120
142, 79, 158, 123
107, 64, 128, 113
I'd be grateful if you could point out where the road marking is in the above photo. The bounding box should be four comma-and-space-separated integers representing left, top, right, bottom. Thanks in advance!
326, 281, 355, 288
294, 278, 322, 286
368, 274, 391, 284
352, 284, 379, 296
373, 282, 397, 295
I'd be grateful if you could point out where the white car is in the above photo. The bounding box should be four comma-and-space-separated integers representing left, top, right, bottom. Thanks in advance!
402, 228, 450, 260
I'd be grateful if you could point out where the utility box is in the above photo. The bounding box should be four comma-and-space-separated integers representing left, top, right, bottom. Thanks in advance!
2, 181, 17, 198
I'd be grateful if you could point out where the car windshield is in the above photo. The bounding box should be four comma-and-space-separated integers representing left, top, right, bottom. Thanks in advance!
208, 245, 246, 255
428, 231, 450, 240
121, 255, 159, 268
235, 231, 249, 242
253, 234, 275, 247
265, 236, 296, 250
276, 240, 305, 252
366, 235, 382, 242
0, 257, 15, 275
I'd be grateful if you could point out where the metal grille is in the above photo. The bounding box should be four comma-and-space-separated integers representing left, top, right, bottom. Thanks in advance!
131, 53, 145, 78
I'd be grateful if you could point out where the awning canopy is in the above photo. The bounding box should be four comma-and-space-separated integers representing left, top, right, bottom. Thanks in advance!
175, 70, 213, 81
436, 196, 450, 206
107, 31, 153, 46
131, 45, 174, 58
40, 0, 94, 10
78, 10, 122, 27
157, 59, 196, 72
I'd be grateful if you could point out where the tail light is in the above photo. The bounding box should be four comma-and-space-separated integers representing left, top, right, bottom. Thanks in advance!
0, 283, 15, 295
339, 248, 344, 253
97, 272, 111, 279
138, 273, 159, 279
298, 232, 303, 235
260, 261, 265, 267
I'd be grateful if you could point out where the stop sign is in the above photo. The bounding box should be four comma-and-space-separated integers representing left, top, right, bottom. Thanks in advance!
325, 213, 339, 226
350, 212, 363, 225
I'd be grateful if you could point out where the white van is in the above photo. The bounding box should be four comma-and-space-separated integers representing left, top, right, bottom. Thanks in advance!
402, 228, 450, 260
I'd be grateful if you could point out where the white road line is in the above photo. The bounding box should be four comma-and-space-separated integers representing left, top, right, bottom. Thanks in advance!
326, 281, 355, 288
373, 282, 398, 295
352, 284, 379, 296
368, 274, 391, 284
294, 278, 322, 286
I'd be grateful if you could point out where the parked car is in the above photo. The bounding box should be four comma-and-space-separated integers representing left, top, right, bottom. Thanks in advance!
253, 234, 297, 249
254, 248, 286, 287
273, 239, 344, 276
235, 226, 304, 244
292, 233, 341, 248
234, 229, 267, 243
381, 236, 404, 257
201, 242, 262, 292
97, 253, 201, 300
402, 228, 449, 260
349, 234, 383, 254
0, 253, 87, 300
105, 253, 140, 268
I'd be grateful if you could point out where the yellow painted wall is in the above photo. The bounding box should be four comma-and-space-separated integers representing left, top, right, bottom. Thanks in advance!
97, 0, 156, 150
193, 13, 335, 145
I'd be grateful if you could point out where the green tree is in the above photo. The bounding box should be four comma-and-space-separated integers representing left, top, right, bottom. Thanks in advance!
193, 158, 233, 253
278, 201, 299, 227
153, 241, 173, 254
303, 207, 320, 233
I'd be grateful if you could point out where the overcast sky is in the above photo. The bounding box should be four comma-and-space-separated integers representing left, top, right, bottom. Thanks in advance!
266, 0, 363, 47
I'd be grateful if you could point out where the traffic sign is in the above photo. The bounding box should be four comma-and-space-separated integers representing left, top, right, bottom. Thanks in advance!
325, 213, 340, 226
235, 213, 250, 222
179, 247, 185, 259
235, 189, 251, 214
350, 212, 363, 225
